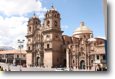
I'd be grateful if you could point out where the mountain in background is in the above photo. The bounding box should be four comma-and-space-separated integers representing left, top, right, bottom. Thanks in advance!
0, 46, 15, 50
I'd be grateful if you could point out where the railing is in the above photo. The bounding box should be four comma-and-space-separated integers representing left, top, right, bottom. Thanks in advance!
100, 59, 106, 64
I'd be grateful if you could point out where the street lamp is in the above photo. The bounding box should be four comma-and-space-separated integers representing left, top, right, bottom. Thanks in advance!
18, 39, 25, 71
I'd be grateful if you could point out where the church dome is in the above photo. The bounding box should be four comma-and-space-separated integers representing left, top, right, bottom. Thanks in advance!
47, 6, 57, 12
73, 22, 93, 35
30, 13, 39, 20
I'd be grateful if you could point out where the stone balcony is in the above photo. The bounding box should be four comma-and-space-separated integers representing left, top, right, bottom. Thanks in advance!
100, 59, 106, 64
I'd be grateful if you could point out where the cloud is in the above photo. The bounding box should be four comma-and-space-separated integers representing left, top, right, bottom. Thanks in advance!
0, 16, 28, 49
0, 0, 47, 16
61, 25, 68, 28
36, 13, 44, 18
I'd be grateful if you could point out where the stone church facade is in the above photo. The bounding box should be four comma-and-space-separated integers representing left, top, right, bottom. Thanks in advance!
25, 6, 104, 70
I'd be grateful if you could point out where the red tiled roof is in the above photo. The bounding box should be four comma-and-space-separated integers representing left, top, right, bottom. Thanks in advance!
0, 50, 27, 54
90, 49, 105, 55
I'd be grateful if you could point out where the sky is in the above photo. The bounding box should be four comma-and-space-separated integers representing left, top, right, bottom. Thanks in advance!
0, 0, 105, 49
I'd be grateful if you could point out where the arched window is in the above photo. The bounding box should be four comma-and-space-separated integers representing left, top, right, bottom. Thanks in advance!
55, 21, 57, 26
47, 44, 49, 48
73, 60, 74, 63
64, 49, 66, 53
28, 46, 30, 50
84, 35, 86, 38
29, 27, 31, 32
47, 21, 50, 26
67, 41, 69, 44
55, 14, 56, 17
91, 60, 93, 63
36, 22, 37, 24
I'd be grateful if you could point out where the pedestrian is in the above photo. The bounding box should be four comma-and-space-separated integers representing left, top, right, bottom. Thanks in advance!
5, 69, 7, 71
97, 68, 99, 71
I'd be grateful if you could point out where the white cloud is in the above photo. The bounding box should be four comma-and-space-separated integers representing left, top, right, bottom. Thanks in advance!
0, 16, 28, 49
0, 0, 47, 16
36, 13, 44, 18
61, 25, 68, 28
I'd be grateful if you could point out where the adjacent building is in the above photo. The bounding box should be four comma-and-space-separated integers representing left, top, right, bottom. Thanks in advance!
0, 50, 27, 65
90, 43, 106, 71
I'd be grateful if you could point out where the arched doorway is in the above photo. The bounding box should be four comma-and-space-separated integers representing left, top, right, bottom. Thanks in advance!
80, 60, 85, 69
37, 57, 40, 66
63, 59, 66, 67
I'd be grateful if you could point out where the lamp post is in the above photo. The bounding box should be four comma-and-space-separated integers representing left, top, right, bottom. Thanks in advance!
18, 39, 25, 71
87, 34, 96, 71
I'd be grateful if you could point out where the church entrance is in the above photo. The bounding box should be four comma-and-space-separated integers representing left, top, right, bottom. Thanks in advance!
37, 57, 40, 66
80, 60, 85, 69
63, 59, 66, 67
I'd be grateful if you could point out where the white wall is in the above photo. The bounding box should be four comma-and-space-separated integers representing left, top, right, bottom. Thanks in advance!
102, 0, 107, 40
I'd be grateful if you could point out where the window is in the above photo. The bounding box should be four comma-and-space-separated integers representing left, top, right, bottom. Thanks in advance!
84, 35, 86, 38
100, 42, 102, 44
97, 55, 99, 60
36, 22, 37, 24
23, 55, 25, 57
46, 35, 50, 38
55, 15, 56, 17
91, 60, 93, 63
55, 21, 57, 26
28, 46, 30, 50
47, 21, 50, 26
29, 27, 31, 31
28, 39, 30, 41
67, 41, 69, 44
56, 35, 58, 38
57, 58, 59, 62
64, 49, 66, 53
17, 55, 19, 58
73, 60, 74, 63
47, 44, 49, 48
103, 55, 105, 60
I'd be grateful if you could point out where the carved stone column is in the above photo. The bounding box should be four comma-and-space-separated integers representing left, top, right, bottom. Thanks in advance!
85, 44, 87, 70
70, 53, 72, 67
76, 45, 79, 70
66, 49, 69, 68
87, 54, 90, 70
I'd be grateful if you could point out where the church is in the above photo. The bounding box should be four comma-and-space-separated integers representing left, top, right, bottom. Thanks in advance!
25, 6, 104, 70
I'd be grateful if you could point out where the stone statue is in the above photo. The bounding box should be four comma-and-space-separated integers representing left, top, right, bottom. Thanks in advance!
90, 43, 94, 51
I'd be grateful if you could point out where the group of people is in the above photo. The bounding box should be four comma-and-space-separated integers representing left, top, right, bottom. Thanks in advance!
0, 66, 7, 71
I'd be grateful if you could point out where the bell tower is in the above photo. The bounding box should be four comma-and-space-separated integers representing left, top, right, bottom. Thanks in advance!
44, 6, 61, 31
43, 6, 63, 68
26, 13, 41, 67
